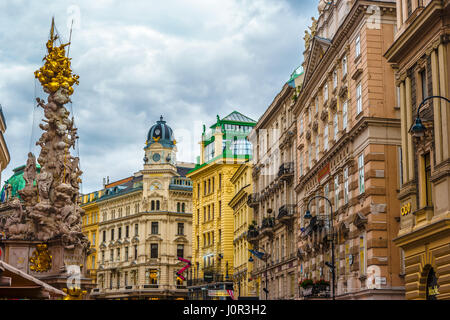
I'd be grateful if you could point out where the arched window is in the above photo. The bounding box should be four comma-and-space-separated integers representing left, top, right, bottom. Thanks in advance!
156, 200, 160, 211
151, 201, 155, 211
182, 203, 185, 213
177, 202, 180, 212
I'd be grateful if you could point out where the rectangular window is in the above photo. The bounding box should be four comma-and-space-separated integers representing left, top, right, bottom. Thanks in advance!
315, 136, 319, 160
333, 70, 338, 89
356, 83, 362, 115
424, 152, 432, 206
359, 234, 366, 275
355, 34, 361, 58
135, 224, 139, 236
125, 247, 129, 262
420, 69, 427, 100
342, 56, 347, 77
151, 222, 158, 234
315, 96, 319, 114
219, 174, 222, 189
300, 116, 304, 135
111, 229, 114, 241
308, 107, 312, 123
118, 227, 122, 239
358, 154, 365, 194
117, 248, 120, 261
110, 249, 114, 262
324, 124, 328, 151
344, 167, 349, 204
134, 245, 138, 260
177, 244, 184, 258
343, 100, 348, 130
149, 269, 158, 285
308, 148, 312, 168
126, 225, 129, 238
92, 232, 96, 246
151, 244, 158, 259
299, 152, 303, 176
333, 113, 338, 138
219, 201, 222, 218
177, 223, 184, 235
334, 175, 339, 209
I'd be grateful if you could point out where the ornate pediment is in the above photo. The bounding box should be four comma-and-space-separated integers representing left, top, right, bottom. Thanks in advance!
174, 235, 189, 243
304, 36, 332, 84
146, 235, 163, 242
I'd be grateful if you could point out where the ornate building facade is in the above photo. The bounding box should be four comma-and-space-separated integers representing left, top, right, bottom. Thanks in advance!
294, 0, 405, 299
187, 111, 256, 300
385, 0, 450, 300
80, 189, 105, 284
229, 162, 257, 299
248, 77, 301, 300
91, 117, 194, 300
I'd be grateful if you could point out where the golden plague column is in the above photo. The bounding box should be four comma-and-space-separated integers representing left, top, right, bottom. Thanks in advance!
0, 18, 93, 299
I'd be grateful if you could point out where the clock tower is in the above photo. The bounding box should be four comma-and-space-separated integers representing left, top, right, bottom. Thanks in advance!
142, 116, 179, 208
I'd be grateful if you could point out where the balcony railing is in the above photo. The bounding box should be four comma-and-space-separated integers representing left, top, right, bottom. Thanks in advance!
246, 227, 259, 244
278, 162, 294, 180
277, 204, 296, 221
247, 193, 259, 207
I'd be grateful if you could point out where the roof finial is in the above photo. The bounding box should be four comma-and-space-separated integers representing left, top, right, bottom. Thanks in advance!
160, 115, 163, 121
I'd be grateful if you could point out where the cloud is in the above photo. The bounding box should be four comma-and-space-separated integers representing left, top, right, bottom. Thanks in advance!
0, 0, 317, 193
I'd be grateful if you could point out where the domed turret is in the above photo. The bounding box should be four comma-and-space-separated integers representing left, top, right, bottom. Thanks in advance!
146, 116, 175, 149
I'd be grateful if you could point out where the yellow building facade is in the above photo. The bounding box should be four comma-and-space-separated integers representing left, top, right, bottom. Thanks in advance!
187, 111, 256, 300
385, 0, 450, 300
80, 190, 104, 284
229, 162, 257, 299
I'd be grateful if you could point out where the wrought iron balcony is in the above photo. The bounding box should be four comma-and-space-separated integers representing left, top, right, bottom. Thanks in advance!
260, 216, 275, 237
277, 204, 296, 222
246, 226, 259, 244
278, 162, 294, 180
247, 193, 259, 207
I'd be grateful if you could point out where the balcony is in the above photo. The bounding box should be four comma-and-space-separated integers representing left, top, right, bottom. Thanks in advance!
246, 226, 259, 244
277, 204, 296, 223
260, 217, 275, 237
247, 193, 259, 208
278, 162, 294, 181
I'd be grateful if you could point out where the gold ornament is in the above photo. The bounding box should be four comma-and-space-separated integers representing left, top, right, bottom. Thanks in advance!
34, 18, 79, 95
29, 244, 52, 272
62, 287, 87, 300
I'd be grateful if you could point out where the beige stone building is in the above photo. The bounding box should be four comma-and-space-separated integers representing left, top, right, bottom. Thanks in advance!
248, 78, 301, 300
91, 117, 194, 300
385, 0, 450, 300
293, 0, 405, 299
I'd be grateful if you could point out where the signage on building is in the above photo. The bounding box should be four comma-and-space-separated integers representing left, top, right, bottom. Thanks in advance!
208, 290, 233, 297
401, 203, 411, 216
375, 277, 386, 285
317, 163, 330, 182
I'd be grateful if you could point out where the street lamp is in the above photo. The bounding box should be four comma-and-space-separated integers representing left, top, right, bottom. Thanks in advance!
303, 195, 336, 300
410, 95, 450, 138
248, 247, 269, 300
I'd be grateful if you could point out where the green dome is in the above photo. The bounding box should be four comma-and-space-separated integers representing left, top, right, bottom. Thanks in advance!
1, 164, 41, 202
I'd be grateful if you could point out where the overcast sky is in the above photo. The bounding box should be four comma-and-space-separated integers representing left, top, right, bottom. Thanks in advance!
0, 0, 318, 194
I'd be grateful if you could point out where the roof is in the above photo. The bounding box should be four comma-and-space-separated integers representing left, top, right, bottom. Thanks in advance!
145, 116, 175, 149
222, 111, 256, 123
1, 164, 41, 202
177, 166, 193, 177
0, 260, 66, 298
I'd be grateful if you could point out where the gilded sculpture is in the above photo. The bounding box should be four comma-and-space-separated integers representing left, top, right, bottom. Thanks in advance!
34, 19, 79, 95
29, 244, 52, 272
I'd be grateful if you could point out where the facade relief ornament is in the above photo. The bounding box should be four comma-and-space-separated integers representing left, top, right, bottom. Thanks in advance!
29, 244, 52, 272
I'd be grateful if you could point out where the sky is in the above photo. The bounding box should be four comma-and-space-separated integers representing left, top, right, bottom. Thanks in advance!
0, 0, 318, 194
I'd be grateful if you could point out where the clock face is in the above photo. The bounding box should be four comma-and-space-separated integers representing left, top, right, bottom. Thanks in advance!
155, 128, 161, 135
153, 153, 161, 162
